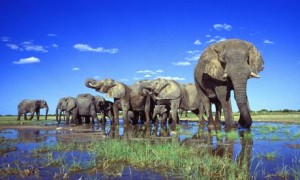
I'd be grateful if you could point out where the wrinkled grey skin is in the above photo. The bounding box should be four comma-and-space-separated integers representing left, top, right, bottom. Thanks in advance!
85, 78, 154, 126
194, 39, 264, 128
56, 97, 77, 125
94, 95, 114, 124
17, 99, 49, 121
152, 105, 171, 130
56, 94, 99, 125
140, 79, 205, 128
76, 93, 99, 124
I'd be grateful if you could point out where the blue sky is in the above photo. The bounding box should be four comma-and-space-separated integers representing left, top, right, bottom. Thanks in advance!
0, 0, 299, 115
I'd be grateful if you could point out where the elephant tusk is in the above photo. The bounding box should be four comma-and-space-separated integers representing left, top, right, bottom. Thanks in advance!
250, 72, 260, 78
222, 72, 228, 79
88, 82, 96, 87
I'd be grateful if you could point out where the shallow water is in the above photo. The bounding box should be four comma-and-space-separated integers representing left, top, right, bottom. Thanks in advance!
0, 120, 300, 179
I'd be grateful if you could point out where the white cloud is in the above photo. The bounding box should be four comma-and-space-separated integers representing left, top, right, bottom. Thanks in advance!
263, 40, 274, 44
156, 76, 186, 81
185, 50, 201, 61
136, 69, 163, 75
13, 57, 40, 64
205, 35, 211, 38
47, 33, 57, 37
186, 50, 201, 54
120, 78, 129, 82
1, 37, 10, 42
206, 39, 216, 44
73, 44, 119, 54
218, 38, 227, 42
172, 61, 191, 66
193, 39, 202, 45
6, 43, 19, 50
213, 23, 232, 31
52, 44, 58, 48
145, 74, 152, 78
22, 41, 48, 52
94, 76, 100, 79
72, 67, 80, 71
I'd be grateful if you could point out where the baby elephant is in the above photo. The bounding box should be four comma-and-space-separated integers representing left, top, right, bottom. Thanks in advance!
17, 99, 49, 121
152, 105, 172, 130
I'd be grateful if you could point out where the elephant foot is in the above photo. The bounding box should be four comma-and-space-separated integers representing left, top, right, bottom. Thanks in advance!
224, 121, 238, 130
238, 119, 252, 129
207, 121, 215, 130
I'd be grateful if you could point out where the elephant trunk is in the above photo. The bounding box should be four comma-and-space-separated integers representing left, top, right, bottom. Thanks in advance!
45, 104, 49, 120
56, 105, 60, 122
85, 79, 98, 88
232, 78, 252, 128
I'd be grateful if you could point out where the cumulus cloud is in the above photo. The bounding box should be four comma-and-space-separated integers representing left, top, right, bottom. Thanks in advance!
52, 44, 58, 48
144, 74, 152, 78
213, 23, 232, 31
72, 67, 80, 71
156, 76, 186, 81
13, 57, 40, 64
74, 44, 119, 54
172, 61, 191, 66
22, 41, 48, 52
263, 40, 274, 44
193, 40, 202, 45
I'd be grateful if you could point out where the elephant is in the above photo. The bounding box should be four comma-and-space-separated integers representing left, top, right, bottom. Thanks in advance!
94, 95, 114, 124
194, 39, 264, 129
140, 79, 206, 129
152, 105, 171, 130
17, 99, 49, 121
85, 78, 155, 126
56, 94, 99, 125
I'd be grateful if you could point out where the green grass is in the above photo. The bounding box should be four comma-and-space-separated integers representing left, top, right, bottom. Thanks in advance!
45, 139, 251, 179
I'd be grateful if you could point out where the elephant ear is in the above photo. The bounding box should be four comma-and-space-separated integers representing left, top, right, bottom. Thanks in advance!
67, 98, 76, 111
203, 44, 226, 81
107, 82, 126, 99
248, 43, 264, 74
156, 80, 181, 100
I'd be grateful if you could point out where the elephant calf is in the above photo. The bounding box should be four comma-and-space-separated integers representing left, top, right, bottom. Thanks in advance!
17, 99, 49, 121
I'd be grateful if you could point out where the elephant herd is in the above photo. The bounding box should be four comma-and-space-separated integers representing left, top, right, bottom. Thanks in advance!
17, 39, 264, 129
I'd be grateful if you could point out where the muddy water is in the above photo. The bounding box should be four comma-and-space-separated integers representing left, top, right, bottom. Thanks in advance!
1, 120, 300, 179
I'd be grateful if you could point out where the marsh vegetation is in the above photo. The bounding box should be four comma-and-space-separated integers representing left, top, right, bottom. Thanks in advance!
0, 113, 300, 179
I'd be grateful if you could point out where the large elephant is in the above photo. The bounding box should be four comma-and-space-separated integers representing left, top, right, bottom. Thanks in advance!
17, 99, 49, 121
194, 39, 264, 128
85, 78, 154, 126
56, 97, 77, 125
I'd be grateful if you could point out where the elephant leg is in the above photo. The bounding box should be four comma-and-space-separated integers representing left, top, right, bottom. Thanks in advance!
29, 110, 35, 120
24, 113, 28, 120
17, 112, 22, 120
101, 112, 106, 125
214, 102, 222, 129
215, 87, 235, 128
36, 110, 40, 121
112, 102, 119, 125
144, 96, 152, 126
170, 99, 180, 130
107, 110, 114, 125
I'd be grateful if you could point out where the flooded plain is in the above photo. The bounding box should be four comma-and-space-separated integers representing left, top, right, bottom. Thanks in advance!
0, 120, 300, 179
